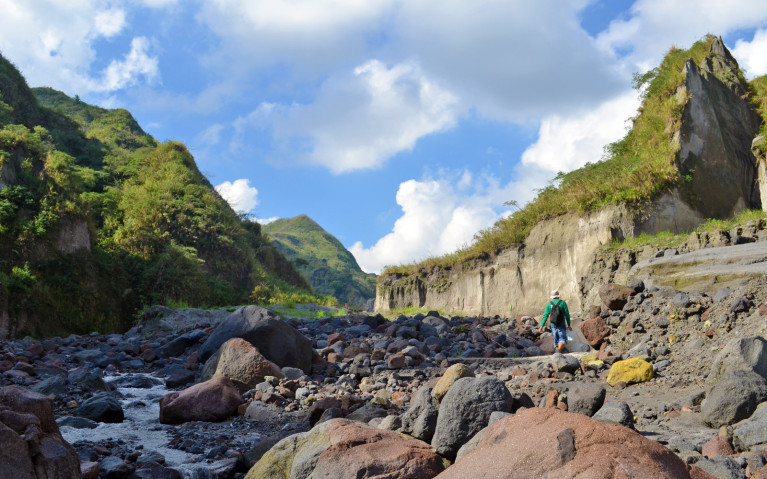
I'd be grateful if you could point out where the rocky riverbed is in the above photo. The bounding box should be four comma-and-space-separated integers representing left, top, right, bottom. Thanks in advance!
2, 276, 767, 478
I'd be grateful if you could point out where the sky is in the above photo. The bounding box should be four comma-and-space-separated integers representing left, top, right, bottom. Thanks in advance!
2, 1, 767, 274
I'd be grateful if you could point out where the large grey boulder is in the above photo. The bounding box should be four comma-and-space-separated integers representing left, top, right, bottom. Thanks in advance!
695, 456, 746, 479
733, 401, 767, 451
549, 353, 581, 374
593, 401, 635, 429
197, 306, 313, 372
701, 370, 767, 427
74, 393, 125, 423
555, 382, 606, 417
707, 336, 767, 386
155, 329, 207, 358
431, 376, 513, 458
400, 386, 439, 442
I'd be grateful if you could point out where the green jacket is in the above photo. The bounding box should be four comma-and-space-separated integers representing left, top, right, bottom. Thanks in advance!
540, 298, 570, 328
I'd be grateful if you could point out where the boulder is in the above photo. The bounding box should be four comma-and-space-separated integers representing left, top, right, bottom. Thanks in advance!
695, 456, 746, 479
0, 385, 82, 479
598, 283, 634, 310
733, 402, 767, 451
245, 418, 444, 479
701, 370, 767, 427
432, 363, 474, 402
431, 376, 513, 458
436, 408, 713, 479
701, 434, 735, 458
159, 377, 244, 424
606, 358, 653, 387
400, 386, 439, 442
549, 352, 580, 374
578, 317, 610, 348
155, 329, 207, 358
197, 306, 314, 372
554, 382, 606, 417
74, 393, 124, 423
707, 336, 767, 386
200, 338, 284, 394
592, 401, 635, 429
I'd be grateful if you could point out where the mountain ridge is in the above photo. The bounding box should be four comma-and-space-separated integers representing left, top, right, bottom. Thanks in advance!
0, 51, 311, 337
263, 214, 376, 308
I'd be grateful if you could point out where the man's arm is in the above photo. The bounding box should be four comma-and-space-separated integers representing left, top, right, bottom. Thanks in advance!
564, 301, 572, 329
539, 302, 551, 329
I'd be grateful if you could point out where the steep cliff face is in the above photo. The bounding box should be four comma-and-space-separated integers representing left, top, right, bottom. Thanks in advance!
636, 38, 761, 235
376, 207, 636, 315
376, 37, 764, 316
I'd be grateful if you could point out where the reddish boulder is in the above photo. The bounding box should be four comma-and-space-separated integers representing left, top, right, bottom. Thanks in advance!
436, 408, 714, 479
701, 434, 734, 458
327, 333, 344, 345
159, 377, 244, 424
200, 338, 283, 393
0, 385, 82, 479
579, 317, 611, 348
388, 354, 406, 369
246, 418, 444, 478
598, 283, 634, 310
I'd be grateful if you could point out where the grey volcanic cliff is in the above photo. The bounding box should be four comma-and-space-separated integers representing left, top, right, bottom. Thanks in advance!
637, 38, 761, 234
376, 38, 764, 316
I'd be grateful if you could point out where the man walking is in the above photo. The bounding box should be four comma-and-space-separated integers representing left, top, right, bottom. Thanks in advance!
539, 290, 571, 353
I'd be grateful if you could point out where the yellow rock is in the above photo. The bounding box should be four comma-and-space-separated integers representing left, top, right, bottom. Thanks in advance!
581, 353, 598, 363
371, 395, 388, 406
432, 363, 474, 402
606, 358, 654, 387
668, 334, 678, 344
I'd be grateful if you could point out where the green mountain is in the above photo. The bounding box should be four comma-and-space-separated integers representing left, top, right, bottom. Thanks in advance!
0, 53, 311, 337
263, 215, 376, 308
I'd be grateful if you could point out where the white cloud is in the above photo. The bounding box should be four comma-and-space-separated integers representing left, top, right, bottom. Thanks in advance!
93, 9, 126, 37
522, 90, 640, 173
95, 37, 159, 92
255, 217, 279, 225
0, 1, 159, 96
597, 0, 767, 71
215, 178, 259, 214
238, 60, 459, 173
197, 0, 391, 72
732, 29, 767, 78
349, 174, 506, 273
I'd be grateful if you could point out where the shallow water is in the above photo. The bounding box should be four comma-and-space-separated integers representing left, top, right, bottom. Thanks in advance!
59, 373, 253, 476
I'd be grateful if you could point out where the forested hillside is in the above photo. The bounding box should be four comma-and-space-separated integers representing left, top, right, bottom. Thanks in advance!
0, 53, 310, 337
263, 215, 376, 308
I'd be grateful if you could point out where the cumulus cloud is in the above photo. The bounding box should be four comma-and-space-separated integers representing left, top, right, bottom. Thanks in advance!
522, 90, 640, 173
230, 60, 459, 173
95, 37, 159, 91
732, 29, 767, 78
0, 1, 159, 96
597, 0, 767, 71
197, 0, 391, 73
349, 173, 506, 273
286, 60, 458, 172
215, 178, 259, 214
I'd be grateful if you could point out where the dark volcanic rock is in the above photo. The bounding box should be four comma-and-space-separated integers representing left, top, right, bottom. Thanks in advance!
0, 385, 82, 479
431, 376, 513, 458
75, 393, 124, 423
198, 306, 313, 372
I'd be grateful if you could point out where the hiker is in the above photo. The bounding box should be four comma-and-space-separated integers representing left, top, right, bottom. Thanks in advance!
539, 290, 572, 353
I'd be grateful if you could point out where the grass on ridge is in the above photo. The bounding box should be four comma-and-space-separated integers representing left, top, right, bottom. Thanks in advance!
382, 35, 734, 277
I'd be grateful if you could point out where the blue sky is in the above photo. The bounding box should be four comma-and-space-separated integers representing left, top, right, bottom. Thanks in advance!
2, 1, 767, 273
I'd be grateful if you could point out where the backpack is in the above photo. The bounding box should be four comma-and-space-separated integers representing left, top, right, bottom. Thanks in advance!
549, 300, 564, 327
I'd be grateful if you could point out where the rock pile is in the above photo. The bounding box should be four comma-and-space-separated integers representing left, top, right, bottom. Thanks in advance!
0, 274, 766, 477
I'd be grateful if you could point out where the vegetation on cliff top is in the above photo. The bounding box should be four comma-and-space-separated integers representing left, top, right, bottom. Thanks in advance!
383, 34, 749, 276
0, 54, 316, 337
263, 214, 376, 307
